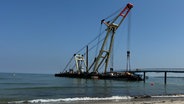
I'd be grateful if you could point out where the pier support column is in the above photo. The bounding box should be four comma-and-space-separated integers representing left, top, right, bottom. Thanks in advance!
143, 72, 146, 82
164, 72, 167, 84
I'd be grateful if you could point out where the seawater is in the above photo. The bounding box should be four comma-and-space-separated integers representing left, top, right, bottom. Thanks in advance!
0, 72, 184, 103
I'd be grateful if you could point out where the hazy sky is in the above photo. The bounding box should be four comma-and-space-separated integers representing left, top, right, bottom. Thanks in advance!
1, 0, 184, 74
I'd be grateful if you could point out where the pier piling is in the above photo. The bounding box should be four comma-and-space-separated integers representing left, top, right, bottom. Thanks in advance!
164, 72, 167, 84
143, 72, 146, 82
133, 69, 184, 84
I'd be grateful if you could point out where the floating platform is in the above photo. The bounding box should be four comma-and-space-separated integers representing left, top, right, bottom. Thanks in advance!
55, 71, 143, 81
55, 3, 143, 82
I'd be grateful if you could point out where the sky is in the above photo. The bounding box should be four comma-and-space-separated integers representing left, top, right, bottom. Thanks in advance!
1, 0, 184, 74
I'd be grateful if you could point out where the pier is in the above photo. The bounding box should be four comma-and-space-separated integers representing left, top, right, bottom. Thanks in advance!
130, 68, 184, 84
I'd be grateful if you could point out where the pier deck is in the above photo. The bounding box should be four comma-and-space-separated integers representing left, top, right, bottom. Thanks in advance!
129, 68, 184, 84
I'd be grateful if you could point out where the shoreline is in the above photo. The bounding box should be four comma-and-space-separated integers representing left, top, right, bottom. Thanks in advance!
7, 95, 184, 104
62, 97, 184, 104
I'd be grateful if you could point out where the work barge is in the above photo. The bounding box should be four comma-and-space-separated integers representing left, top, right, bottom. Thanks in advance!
55, 3, 143, 81
55, 68, 142, 81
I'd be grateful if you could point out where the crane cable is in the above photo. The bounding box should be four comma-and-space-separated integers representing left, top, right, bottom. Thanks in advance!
126, 11, 131, 72
75, 6, 125, 55
95, 23, 103, 57
103, 6, 125, 21
63, 6, 128, 73
62, 56, 74, 72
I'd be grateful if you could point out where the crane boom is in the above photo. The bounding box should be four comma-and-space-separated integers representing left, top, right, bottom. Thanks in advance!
93, 3, 133, 73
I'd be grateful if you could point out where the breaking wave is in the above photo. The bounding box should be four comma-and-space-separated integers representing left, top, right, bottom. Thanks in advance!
9, 96, 132, 103
9, 94, 184, 104
153, 94, 184, 98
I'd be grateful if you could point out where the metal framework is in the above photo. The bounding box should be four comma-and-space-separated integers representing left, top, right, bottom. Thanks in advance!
93, 3, 133, 73
74, 54, 87, 73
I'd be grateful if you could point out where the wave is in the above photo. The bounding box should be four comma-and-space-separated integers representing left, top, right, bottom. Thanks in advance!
9, 96, 132, 103
153, 94, 184, 98
8, 94, 184, 104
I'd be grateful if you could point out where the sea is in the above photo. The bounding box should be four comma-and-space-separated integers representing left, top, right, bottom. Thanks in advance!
0, 72, 184, 104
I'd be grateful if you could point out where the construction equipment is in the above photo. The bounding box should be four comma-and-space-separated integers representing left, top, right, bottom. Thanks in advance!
55, 3, 142, 81
93, 3, 133, 74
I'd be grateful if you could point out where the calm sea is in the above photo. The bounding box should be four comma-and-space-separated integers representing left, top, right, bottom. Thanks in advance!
0, 72, 184, 103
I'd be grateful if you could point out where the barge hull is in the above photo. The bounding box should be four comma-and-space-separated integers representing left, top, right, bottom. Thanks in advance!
55, 72, 142, 81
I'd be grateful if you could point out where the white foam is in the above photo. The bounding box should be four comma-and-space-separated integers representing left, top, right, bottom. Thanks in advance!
60, 96, 132, 102
10, 95, 184, 103
153, 94, 184, 98
10, 96, 132, 103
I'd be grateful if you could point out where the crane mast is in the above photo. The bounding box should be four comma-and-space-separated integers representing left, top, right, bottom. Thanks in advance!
93, 3, 133, 73
55, 3, 142, 81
